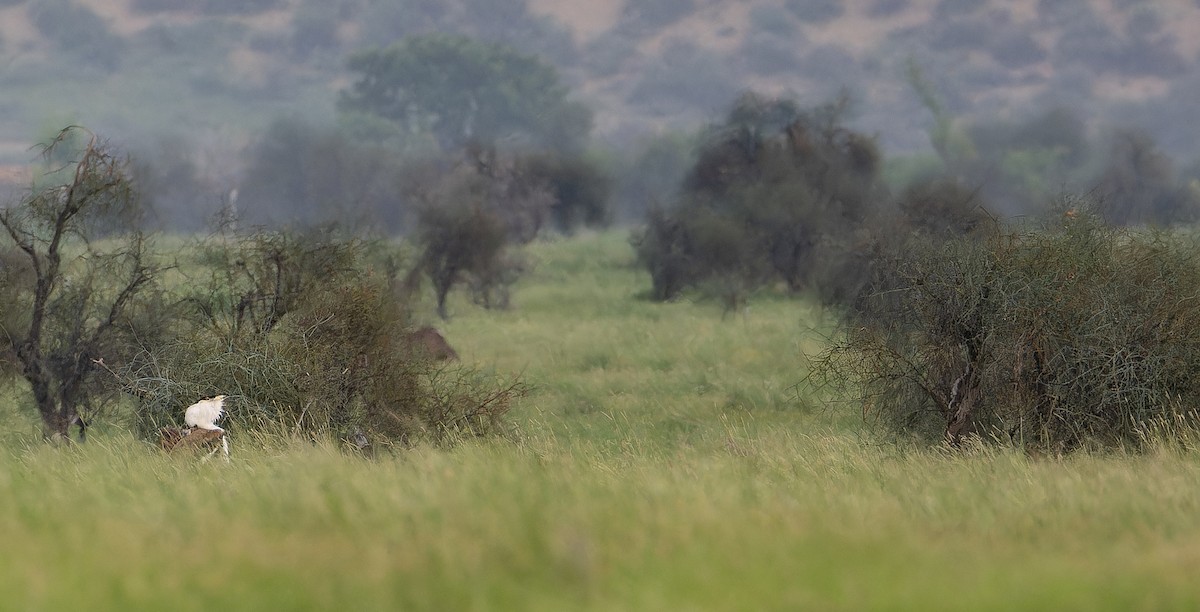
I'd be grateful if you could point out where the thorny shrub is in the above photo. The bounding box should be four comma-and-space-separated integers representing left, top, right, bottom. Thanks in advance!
817, 202, 1200, 452
118, 227, 524, 449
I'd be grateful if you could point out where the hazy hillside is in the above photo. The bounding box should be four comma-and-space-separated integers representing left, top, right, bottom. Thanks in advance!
2, 0, 1200, 165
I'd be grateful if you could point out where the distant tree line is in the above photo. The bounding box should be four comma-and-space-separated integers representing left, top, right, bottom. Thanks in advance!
633, 91, 993, 312
631, 91, 1200, 452
134, 35, 613, 321
636, 89, 1200, 310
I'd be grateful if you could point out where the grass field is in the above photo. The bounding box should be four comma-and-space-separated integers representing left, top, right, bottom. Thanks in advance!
2, 231, 1200, 610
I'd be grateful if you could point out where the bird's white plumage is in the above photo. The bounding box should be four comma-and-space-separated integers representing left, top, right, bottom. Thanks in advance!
185, 395, 226, 431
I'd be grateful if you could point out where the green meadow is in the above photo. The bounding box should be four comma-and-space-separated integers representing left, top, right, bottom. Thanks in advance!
2, 231, 1199, 610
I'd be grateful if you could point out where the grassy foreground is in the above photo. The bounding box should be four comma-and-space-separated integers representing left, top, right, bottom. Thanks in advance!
2, 231, 1199, 610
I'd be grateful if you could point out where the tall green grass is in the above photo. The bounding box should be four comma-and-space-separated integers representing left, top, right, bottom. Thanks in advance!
1, 230, 1198, 610
435, 231, 847, 447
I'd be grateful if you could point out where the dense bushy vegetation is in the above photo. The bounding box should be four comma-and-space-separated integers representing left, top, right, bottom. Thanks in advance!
409, 160, 517, 319
403, 145, 610, 318
4, 233, 1200, 611
118, 227, 521, 447
523, 153, 613, 232
634, 93, 885, 310
821, 205, 1200, 452
0, 129, 522, 447
7, 0, 1200, 454
631, 88, 1200, 451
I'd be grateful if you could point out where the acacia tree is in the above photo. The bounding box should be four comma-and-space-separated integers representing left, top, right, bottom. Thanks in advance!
0, 128, 160, 440
338, 34, 592, 152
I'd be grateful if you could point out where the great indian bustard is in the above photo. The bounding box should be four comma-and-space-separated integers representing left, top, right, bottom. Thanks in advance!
182, 395, 229, 460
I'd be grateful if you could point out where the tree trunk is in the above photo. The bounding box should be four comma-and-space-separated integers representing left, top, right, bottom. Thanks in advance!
944, 370, 980, 447
434, 274, 453, 320
945, 348, 983, 447
436, 290, 450, 320
40, 402, 76, 441
35, 393, 78, 441
19, 349, 65, 440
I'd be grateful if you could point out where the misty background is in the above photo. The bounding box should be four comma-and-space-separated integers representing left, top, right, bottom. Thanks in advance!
2, 0, 1200, 229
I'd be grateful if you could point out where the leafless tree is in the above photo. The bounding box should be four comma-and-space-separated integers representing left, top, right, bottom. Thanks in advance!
0, 127, 160, 440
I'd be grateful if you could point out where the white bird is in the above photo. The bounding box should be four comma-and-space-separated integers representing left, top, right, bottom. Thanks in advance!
185, 395, 226, 432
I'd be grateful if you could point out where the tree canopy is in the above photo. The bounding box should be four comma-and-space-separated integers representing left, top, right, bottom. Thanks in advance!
634, 93, 886, 309
339, 34, 592, 152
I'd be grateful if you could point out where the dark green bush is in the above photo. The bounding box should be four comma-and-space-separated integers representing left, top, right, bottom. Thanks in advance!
1095, 130, 1200, 226
635, 92, 885, 309
416, 197, 511, 320
521, 153, 613, 233
897, 177, 993, 238
634, 207, 692, 302
919, 101, 1199, 221
399, 146, 581, 319
820, 204, 1200, 452
129, 135, 220, 233
121, 227, 521, 447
